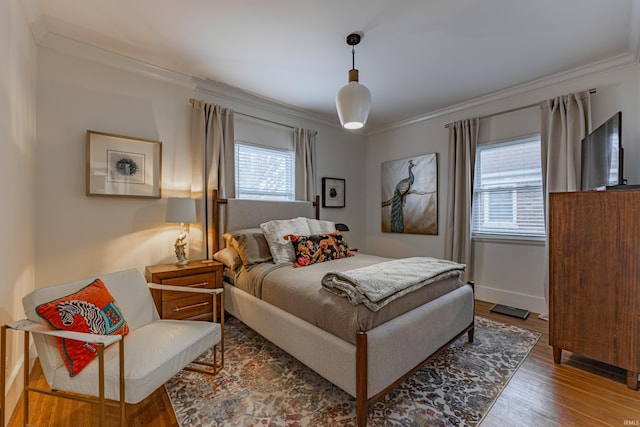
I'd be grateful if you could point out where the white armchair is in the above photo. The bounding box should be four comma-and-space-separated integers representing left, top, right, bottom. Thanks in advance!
1, 268, 223, 427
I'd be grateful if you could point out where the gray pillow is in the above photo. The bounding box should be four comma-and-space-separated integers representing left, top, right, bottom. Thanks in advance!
223, 228, 272, 266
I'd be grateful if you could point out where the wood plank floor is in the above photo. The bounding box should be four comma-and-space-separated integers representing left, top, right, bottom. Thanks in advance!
7, 300, 640, 426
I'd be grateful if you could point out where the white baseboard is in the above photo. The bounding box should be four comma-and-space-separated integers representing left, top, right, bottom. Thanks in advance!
474, 283, 547, 316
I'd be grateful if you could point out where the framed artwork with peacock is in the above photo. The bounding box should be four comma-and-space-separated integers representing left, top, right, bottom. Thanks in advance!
381, 153, 438, 234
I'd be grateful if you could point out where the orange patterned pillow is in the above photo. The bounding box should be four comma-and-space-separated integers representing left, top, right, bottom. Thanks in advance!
36, 278, 129, 376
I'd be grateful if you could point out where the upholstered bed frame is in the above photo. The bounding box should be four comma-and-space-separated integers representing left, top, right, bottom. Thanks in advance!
213, 192, 475, 426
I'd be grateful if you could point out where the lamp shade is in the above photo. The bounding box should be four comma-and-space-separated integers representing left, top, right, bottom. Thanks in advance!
165, 198, 196, 223
336, 81, 372, 130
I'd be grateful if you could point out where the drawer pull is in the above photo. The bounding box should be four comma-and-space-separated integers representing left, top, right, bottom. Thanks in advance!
188, 281, 209, 287
173, 301, 209, 312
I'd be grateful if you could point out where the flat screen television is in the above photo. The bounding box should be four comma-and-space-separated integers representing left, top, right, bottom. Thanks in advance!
581, 111, 623, 190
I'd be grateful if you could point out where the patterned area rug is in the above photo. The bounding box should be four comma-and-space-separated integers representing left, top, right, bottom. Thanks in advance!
166, 316, 540, 426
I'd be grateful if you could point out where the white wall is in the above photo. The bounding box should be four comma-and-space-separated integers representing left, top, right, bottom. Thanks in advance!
365, 64, 640, 314
34, 40, 367, 288
0, 1, 38, 424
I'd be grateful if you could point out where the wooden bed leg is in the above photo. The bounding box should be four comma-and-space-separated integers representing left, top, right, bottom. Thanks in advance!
626, 371, 638, 390
356, 331, 368, 427
467, 325, 475, 343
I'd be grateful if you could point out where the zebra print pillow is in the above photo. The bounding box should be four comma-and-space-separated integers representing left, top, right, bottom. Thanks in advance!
36, 278, 130, 376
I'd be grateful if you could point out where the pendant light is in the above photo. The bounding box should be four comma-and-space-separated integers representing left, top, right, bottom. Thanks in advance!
336, 33, 372, 130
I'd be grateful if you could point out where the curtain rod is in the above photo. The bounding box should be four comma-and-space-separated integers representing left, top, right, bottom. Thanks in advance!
189, 98, 295, 130
444, 88, 597, 128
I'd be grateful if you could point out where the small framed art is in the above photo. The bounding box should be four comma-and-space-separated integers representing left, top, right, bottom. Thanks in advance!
322, 177, 345, 208
86, 130, 162, 198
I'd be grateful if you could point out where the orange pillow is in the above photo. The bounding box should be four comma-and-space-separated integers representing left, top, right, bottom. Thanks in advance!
36, 278, 129, 376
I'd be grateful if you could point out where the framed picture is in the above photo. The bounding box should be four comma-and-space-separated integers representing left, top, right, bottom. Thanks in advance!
322, 177, 345, 208
381, 153, 438, 235
86, 130, 162, 198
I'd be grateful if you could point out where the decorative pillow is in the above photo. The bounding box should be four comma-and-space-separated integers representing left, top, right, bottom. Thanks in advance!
223, 228, 272, 266
287, 231, 353, 268
261, 217, 311, 264
213, 247, 243, 270
306, 218, 336, 234
36, 278, 129, 376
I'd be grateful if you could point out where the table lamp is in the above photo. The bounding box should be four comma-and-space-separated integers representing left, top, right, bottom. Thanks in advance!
165, 197, 196, 266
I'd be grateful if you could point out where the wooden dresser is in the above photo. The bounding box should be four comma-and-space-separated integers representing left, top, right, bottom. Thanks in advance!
549, 190, 640, 389
145, 260, 223, 321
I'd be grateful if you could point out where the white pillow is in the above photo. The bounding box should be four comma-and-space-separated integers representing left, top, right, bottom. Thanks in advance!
307, 218, 336, 234
260, 217, 311, 264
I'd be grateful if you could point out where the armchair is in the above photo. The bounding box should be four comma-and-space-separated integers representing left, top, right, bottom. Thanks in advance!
1, 268, 223, 427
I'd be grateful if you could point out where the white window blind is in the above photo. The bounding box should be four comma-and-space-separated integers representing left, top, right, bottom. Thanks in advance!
235, 142, 295, 200
472, 136, 545, 238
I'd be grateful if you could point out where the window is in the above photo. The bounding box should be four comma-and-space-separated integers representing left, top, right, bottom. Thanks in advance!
472, 135, 545, 238
235, 141, 295, 200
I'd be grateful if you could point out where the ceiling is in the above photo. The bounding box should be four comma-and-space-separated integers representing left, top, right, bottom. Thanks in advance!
29, 0, 639, 131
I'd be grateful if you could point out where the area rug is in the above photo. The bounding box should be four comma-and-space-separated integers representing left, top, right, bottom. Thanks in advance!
165, 316, 540, 427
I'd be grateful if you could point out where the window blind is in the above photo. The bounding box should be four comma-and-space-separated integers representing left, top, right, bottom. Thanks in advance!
235, 142, 295, 200
472, 136, 545, 238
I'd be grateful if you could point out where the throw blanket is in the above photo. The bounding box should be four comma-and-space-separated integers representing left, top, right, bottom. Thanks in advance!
321, 257, 465, 311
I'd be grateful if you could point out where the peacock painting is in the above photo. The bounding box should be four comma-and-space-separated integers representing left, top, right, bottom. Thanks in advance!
381, 153, 438, 235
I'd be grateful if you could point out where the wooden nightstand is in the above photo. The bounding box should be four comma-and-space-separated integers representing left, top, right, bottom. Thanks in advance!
145, 260, 223, 321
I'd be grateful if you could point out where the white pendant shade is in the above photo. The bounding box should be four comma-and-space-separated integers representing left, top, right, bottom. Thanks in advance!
336, 81, 372, 130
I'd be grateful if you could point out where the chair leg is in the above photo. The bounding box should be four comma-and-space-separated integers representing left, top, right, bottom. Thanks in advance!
119, 340, 126, 427
23, 331, 30, 427
98, 343, 105, 427
1, 326, 6, 427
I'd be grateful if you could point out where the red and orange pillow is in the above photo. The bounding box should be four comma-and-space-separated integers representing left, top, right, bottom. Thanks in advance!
36, 278, 129, 376
286, 231, 353, 268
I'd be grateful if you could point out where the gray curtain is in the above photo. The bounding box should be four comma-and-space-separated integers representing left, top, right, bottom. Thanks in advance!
190, 101, 235, 259
445, 118, 479, 283
539, 90, 591, 319
294, 127, 317, 202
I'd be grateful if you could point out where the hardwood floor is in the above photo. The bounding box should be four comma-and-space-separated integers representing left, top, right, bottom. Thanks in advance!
7, 300, 640, 426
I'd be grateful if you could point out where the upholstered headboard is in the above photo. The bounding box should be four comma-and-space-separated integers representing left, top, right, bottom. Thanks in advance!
212, 192, 319, 252
225, 198, 316, 231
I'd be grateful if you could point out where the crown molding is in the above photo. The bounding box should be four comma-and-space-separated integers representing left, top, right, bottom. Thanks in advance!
39, 32, 195, 88
20, 0, 47, 43
367, 48, 639, 136
194, 78, 343, 131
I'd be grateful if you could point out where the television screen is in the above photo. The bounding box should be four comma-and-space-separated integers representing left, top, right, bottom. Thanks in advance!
581, 111, 622, 190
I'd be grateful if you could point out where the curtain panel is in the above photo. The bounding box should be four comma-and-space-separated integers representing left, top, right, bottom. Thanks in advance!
445, 118, 479, 283
190, 101, 235, 259
294, 127, 317, 202
539, 90, 591, 319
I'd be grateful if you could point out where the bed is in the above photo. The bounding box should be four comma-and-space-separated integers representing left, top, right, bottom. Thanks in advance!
212, 193, 474, 426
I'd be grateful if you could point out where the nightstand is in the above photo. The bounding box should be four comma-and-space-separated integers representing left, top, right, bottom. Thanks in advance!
145, 260, 223, 321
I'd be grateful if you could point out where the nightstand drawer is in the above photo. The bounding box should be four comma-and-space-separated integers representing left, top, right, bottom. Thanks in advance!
161, 293, 213, 320
161, 273, 215, 301
145, 260, 223, 321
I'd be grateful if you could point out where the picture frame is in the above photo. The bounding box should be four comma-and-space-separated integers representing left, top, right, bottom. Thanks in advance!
322, 177, 345, 208
86, 130, 162, 198
381, 153, 438, 235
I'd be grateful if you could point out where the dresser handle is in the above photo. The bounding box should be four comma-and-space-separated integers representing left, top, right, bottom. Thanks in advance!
173, 301, 209, 312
